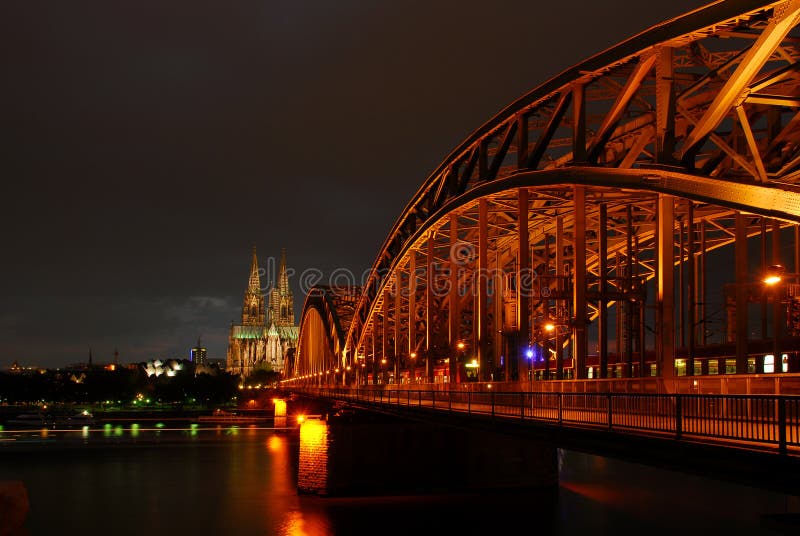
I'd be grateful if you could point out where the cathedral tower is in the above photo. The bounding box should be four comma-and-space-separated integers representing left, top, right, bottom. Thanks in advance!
226, 246, 267, 378
268, 248, 295, 326
242, 246, 266, 326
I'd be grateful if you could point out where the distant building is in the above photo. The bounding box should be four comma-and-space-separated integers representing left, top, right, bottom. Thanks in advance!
207, 358, 226, 369
226, 247, 298, 377
191, 339, 207, 365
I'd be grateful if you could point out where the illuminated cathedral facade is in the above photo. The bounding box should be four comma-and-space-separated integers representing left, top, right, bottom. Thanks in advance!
226, 247, 298, 378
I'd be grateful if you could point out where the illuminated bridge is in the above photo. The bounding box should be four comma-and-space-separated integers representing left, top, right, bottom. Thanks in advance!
284, 0, 800, 481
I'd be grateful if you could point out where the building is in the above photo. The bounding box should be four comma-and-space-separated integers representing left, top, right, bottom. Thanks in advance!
226, 247, 298, 378
190, 339, 207, 365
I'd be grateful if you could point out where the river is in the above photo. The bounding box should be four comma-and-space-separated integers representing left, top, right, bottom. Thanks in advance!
0, 420, 796, 535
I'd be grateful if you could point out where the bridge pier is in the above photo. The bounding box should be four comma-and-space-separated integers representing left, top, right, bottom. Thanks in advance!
296, 411, 558, 497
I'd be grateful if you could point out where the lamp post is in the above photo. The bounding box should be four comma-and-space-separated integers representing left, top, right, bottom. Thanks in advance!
526, 347, 534, 391
763, 264, 800, 373
456, 341, 466, 383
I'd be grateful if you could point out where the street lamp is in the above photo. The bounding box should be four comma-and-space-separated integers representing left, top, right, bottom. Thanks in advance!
763, 264, 786, 286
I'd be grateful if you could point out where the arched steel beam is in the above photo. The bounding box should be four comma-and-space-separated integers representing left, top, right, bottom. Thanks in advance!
296, 285, 359, 377
346, 166, 800, 356
346, 0, 800, 360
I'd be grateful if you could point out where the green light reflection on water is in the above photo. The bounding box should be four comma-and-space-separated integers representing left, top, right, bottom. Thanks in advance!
130, 423, 140, 437
103, 423, 112, 437
190, 423, 199, 437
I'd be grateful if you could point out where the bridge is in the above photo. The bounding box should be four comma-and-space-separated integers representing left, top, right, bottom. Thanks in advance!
283, 0, 800, 487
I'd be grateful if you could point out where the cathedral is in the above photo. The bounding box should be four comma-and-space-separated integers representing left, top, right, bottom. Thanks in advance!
226, 247, 298, 378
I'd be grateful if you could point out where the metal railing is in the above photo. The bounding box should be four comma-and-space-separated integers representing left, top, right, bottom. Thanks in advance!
291, 388, 800, 455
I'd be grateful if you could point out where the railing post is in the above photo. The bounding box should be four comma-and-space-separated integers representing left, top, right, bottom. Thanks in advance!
520, 393, 525, 420
491, 390, 495, 419
449, 390, 452, 412
558, 393, 563, 426
675, 395, 683, 440
468, 391, 472, 414
778, 397, 787, 455
607, 393, 613, 431
431, 390, 435, 409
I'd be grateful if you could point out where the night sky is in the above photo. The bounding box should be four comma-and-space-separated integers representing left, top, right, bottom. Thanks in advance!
0, 0, 710, 368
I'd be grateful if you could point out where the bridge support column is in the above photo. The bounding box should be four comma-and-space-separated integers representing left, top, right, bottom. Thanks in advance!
772, 219, 782, 365
449, 213, 460, 384
409, 251, 417, 382
395, 270, 402, 380
599, 204, 608, 379
478, 198, 490, 382
302, 414, 559, 497
556, 215, 564, 380
687, 201, 695, 376
518, 188, 530, 384
735, 212, 749, 375
573, 186, 587, 379
426, 235, 434, 382
657, 194, 676, 383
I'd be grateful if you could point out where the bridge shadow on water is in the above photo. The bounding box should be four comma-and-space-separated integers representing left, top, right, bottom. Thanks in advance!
0, 406, 797, 535
290, 399, 800, 536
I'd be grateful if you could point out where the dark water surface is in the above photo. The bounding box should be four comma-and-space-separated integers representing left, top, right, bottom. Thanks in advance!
0, 423, 796, 535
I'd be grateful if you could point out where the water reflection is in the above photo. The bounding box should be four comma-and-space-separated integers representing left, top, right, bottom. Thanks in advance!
297, 417, 328, 494
0, 422, 795, 536
274, 398, 287, 429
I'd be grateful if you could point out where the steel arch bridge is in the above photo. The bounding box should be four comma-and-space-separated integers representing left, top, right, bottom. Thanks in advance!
293, 0, 800, 390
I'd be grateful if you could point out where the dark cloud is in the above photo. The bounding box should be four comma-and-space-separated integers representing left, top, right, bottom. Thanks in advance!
0, 0, 709, 367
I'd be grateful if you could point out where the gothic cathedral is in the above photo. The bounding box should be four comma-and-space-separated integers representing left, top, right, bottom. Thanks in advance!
226, 247, 298, 378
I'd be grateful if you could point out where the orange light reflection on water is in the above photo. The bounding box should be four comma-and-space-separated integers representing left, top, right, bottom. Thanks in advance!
297, 418, 328, 494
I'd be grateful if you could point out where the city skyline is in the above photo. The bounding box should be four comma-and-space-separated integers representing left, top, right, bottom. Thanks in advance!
0, 0, 709, 368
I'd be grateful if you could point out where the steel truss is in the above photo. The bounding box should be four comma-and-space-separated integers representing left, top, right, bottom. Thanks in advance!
296, 1, 800, 386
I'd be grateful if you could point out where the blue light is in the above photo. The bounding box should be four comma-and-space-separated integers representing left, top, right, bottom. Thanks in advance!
526, 349, 534, 360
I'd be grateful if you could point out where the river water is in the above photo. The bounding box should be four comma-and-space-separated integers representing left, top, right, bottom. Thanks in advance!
0, 421, 796, 535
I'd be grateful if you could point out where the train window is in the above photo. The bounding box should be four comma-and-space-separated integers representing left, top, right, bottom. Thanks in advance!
725, 359, 736, 374
764, 354, 775, 374
709, 360, 719, 375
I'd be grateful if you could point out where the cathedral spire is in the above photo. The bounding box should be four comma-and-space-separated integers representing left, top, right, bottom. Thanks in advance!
248, 245, 261, 294
241, 246, 266, 326
278, 247, 290, 296
268, 248, 295, 326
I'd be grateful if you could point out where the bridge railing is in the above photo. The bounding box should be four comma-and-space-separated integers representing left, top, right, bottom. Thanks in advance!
292, 388, 800, 456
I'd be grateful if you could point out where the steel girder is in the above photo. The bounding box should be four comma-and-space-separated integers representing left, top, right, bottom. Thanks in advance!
295, 285, 359, 381
290, 1, 800, 382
